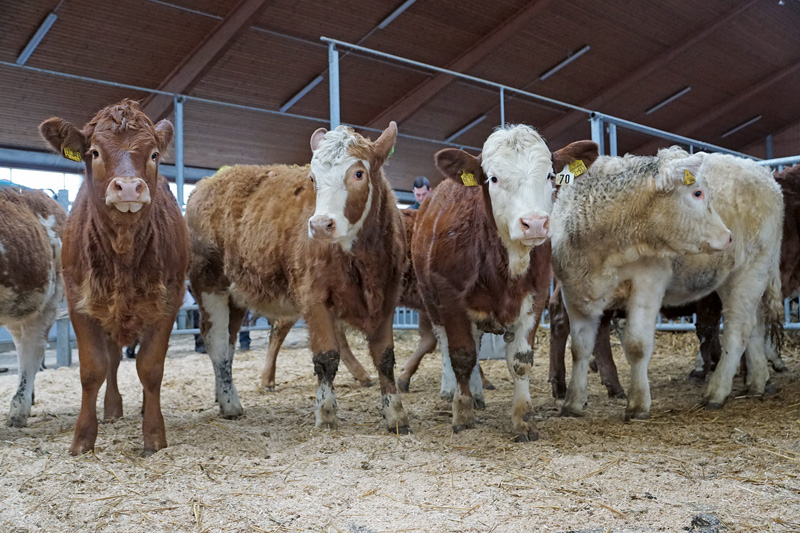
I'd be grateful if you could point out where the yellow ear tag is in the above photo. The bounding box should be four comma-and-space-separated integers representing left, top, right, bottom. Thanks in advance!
460, 171, 478, 187
63, 147, 82, 162
683, 169, 696, 186
569, 159, 587, 177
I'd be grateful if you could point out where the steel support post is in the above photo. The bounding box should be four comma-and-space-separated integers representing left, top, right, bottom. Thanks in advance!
328, 43, 340, 129
590, 115, 605, 155
174, 95, 185, 207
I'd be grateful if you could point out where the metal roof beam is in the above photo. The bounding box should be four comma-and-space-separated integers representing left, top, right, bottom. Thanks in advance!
142, 0, 272, 121
364, 0, 556, 130
540, 0, 760, 141
634, 57, 800, 154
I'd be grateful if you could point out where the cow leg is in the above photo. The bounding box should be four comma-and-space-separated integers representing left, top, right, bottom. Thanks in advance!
69, 312, 110, 455
305, 306, 340, 429
560, 298, 601, 417
103, 336, 123, 421
397, 313, 437, 393
336, 325, 373, 387
434, 325, 457, 401
743, 317, 771, 396
593, 317, 625, 398
479, 364, 495, 390
505, 296, 539, 442
764, 337, 787, 372
261, 319, 294, 392
705, 274, 767, 408
199, 291, 243, 418
621, 279, 667, 421
135, 316, 175, 455
441, 316, 477, 433
690, 293, 722, 381
548, 290, 569, 399
470, 328, 486, 409
367, 317, 409, 434
6, 314, 49, 427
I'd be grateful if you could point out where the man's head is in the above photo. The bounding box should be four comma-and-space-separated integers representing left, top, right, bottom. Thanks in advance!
412, 176, 431, 205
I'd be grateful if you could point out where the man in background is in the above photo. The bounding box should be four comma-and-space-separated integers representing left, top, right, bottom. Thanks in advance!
408, 176, 431, 210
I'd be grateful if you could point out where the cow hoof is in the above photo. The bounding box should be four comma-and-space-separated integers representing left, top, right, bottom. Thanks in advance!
397, 378, 410, 393
69, 442, 94, 457
316, 419, 338, 430
440, 392, 454, 402
550, 384, 567, 400
513, 431, 539, 443
589, 358, 598, 373
772, 361, 788, 373
219, 406, 244, 420
560, 405, 585, 418
763, 382, 778, 396
452, 424, 473, 434
624, 410, 650, 422
482, 380, 496, 391
474, 397, 487, 410
260, 386, 276, 393
688, 370, 706, 383
360, 379, 375, 388
704, 401, 724, 411
388, 424, 411, 435
606, 386, 626, 399
7, 415, 27, 428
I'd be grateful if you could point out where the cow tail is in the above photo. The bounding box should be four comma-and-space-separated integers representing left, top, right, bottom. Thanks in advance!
762, 267, 784, 355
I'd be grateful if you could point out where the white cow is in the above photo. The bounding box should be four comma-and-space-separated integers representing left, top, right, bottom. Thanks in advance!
552, 147, 782, 420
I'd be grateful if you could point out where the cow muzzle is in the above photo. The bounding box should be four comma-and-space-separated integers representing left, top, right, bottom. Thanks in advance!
707, 228, 733, 252
308, 215, 338, 241
518, 214, 550, 246
105, 177, 151, 213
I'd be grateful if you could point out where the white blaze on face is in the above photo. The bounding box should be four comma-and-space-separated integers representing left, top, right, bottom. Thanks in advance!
309, 127, 373, 251
481, 125, 554, 275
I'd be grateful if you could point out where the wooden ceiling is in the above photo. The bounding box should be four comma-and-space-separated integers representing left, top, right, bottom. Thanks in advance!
2, 0, 800, 191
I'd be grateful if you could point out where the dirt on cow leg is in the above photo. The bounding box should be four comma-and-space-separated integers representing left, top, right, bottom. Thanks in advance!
313, 350, 339, 429
450, 347, 477, 432
371, 326, 410, 434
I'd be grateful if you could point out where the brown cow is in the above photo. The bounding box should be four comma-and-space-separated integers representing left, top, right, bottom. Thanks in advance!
1, 183, 66, 427
414, 124, 597, 440
187, 123, 410, 432
39, 100, 189, 455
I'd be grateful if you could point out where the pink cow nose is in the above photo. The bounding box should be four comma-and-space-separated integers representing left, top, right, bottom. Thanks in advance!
520, 215, 549, 241
113, 178, 144, 202
309, 215, 336, 239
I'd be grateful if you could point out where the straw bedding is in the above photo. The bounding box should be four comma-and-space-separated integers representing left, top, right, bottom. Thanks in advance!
1, 328, 798, 532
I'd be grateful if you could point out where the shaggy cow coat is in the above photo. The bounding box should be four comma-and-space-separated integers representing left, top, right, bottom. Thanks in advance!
552, 147, 781, 419
1, 183, 66, 427
187, 123, 409, 432
40, 100, 189, 455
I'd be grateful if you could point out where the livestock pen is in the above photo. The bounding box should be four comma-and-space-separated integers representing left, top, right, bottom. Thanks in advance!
3, 9, 800, 531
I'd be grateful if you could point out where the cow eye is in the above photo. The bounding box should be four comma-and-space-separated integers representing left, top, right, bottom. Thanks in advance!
309, 175, 314, 183
355, 171, 364, 180
91, 149, 100, 158
490, 176, 498, 184
151, 151, 159, 161
693, 190, 703, 199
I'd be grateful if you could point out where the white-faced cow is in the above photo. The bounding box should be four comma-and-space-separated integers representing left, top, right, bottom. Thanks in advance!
40, 100, 189, 455
413, 124, 598, 441
186, 123, 410, 432
552, 148, 783, 420
1, 183, 66, 427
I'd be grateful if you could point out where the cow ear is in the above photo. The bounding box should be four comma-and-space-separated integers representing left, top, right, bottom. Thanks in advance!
669, 152, 706, 186
373, 121, 398, 165
39, 117, 86, 162
434, 148, 483, 187
310, 128, 327, 151
551, 140, 599, 177
155, 119, 174, 151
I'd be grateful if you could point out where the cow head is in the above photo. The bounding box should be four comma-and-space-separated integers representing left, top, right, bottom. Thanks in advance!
654, 149, 731, 253
39, 99, 173, 219
435, 125, 598, 274
307, 122, 396, 251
